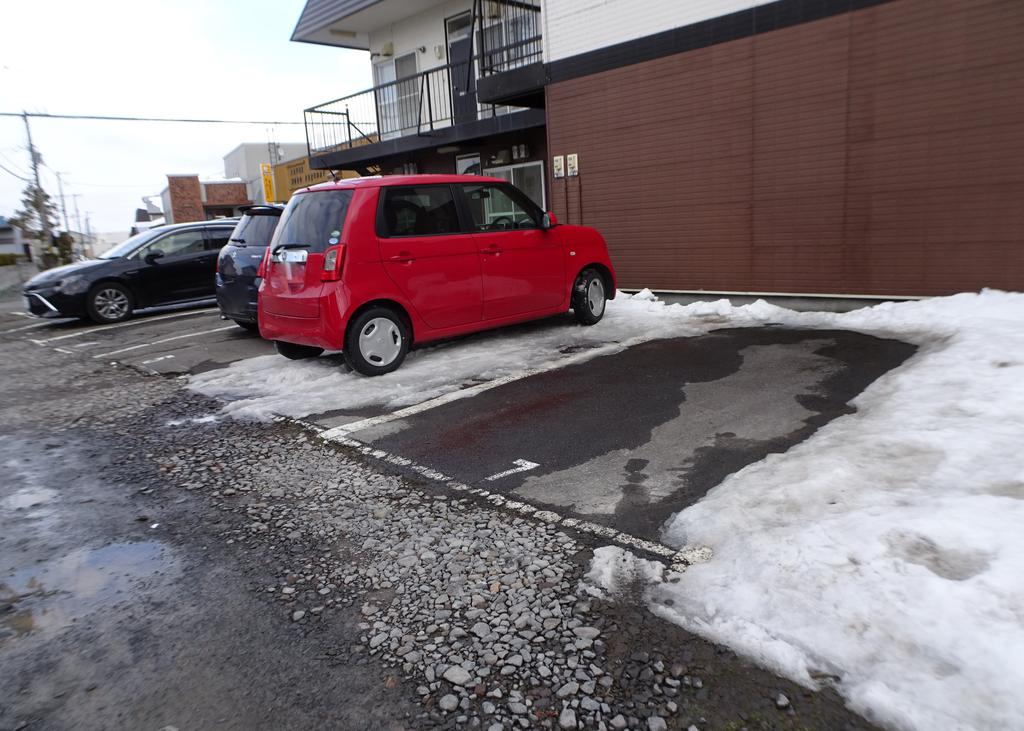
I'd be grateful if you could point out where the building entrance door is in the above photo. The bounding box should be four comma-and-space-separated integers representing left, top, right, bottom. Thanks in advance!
447, 12, 478, 125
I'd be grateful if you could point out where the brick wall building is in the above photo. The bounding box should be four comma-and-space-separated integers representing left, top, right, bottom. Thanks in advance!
161, 175, 251, 224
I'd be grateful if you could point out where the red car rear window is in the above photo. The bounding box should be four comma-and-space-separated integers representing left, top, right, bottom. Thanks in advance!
271, 190, 353, 254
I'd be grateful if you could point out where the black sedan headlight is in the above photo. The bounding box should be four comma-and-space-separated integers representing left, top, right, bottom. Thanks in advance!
56, 275, 90, 295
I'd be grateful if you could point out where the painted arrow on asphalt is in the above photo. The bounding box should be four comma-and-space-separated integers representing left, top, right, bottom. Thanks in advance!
484, 459, 540, 482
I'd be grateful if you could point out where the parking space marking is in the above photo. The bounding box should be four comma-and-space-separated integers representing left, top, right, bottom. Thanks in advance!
485, 459, 540, 481
301, 417, 711, 571
92, 325, 235, 359
0, 320, 56, 334
319, 341, 625, 441
141, 354, 176, 365
34, 307, 219, 343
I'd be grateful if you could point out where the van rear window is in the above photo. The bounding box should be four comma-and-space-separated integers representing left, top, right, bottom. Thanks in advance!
231, 213, 280, 248
271, 190, 353, 254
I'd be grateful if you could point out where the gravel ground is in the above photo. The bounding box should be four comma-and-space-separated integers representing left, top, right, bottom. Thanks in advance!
0, 339, 881, 731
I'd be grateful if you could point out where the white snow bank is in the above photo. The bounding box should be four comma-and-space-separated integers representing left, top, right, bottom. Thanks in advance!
587, 290, 1024, 731
187, 291, 785, 420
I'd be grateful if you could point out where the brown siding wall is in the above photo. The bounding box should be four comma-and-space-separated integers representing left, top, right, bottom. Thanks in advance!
545, 0, 1024, 296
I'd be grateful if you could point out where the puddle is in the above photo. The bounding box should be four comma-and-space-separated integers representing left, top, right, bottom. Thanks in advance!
1, 541, 177, 641
3, 486, 56, 510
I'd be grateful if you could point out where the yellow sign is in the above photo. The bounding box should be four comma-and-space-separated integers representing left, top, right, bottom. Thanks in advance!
260, 163, 275, 203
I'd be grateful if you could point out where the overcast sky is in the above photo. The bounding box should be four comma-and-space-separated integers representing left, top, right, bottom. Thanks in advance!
0, 0, 371, 235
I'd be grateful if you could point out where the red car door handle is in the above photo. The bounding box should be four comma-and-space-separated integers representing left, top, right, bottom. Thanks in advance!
389, 252, 414, 263
482, 244, 501, 255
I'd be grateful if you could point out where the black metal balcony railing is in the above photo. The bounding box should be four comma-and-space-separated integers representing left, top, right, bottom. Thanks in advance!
477, 0, 543, 75
305, 57, 515, 158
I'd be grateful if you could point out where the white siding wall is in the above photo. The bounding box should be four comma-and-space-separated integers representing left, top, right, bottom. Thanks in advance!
368, 0, 474, 72
543, 0, 776, 62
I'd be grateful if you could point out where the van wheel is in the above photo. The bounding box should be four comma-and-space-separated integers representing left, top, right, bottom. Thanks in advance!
345, 307, 409, 376
571, 268, 606, 325
275, 341, 324, 360
87, 282, 134, 323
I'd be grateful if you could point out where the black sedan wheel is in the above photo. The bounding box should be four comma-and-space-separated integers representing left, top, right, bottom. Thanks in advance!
87, 283, 134, 324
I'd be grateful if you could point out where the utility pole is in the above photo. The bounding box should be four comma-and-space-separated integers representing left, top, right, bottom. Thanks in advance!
56, 171, 70, 231
85, 213, 93, 257
22, 111, 51, 262
71, 194, 82, 234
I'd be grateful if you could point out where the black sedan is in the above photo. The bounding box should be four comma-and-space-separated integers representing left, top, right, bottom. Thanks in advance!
23, 219, 236, 323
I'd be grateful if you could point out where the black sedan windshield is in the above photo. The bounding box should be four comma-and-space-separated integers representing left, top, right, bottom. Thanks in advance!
99, 229, 162, 259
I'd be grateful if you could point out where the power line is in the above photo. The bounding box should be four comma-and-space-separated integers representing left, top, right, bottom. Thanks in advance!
0, 160, 31, 183
60, 179, 155, 189
0, 150, 30, 178
0, 111, 304, 125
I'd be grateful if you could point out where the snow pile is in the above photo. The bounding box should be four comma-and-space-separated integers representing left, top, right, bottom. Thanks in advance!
188, 290, 780, 420
589, 290, 1024, 731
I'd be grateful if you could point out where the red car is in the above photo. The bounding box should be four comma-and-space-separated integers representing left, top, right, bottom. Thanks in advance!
258, 174, 616, 376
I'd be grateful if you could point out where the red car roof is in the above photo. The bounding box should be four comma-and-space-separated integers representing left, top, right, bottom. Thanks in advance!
299, 174, 507, 195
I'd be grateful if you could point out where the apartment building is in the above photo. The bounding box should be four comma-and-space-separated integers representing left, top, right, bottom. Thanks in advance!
293, 0, 1024, 297
292, 0, 548, 210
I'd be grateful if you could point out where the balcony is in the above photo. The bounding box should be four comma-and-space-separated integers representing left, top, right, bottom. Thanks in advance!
304, 54, 545, 172
476, 0, 545, 108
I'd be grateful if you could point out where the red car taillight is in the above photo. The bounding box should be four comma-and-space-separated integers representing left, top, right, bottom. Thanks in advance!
257, 247, 272, 278
321, 244, 346, 281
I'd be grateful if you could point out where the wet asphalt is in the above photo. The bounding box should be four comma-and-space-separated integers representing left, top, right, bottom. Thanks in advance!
350, 328, 916, 540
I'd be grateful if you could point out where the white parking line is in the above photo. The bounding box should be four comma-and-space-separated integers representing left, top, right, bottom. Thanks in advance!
320, 342, 625, 440
309, 424, 712, 571
92, 325, 235, 359
141, 354, 176, 365
0, 320, 55, 334
34, 307, 219, 343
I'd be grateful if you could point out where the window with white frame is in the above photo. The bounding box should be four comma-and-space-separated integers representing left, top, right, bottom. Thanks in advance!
373, 52, 418, 138
484, 160, 545, 210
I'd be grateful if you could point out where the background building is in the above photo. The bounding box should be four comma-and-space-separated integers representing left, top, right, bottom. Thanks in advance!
224, 142, 308, 204
271, 155, 361, 202
160, 175, 251, 224
0, 217, 26, 257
